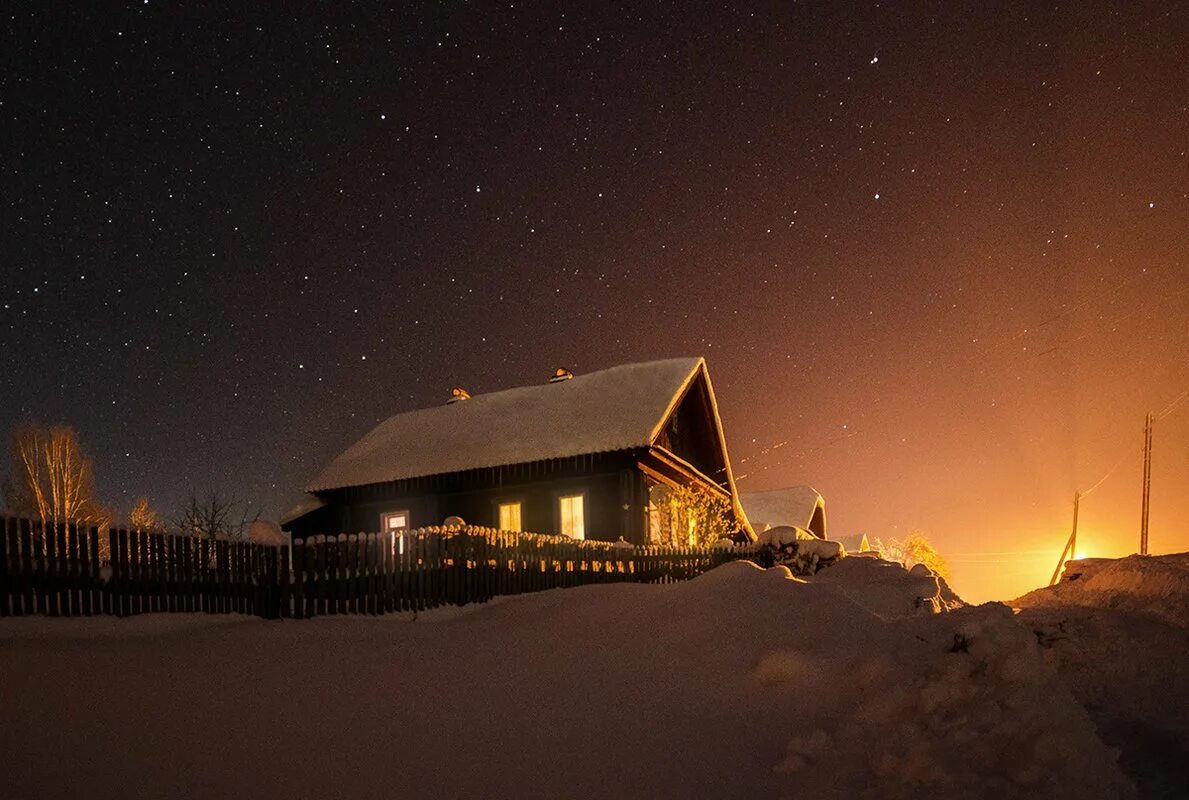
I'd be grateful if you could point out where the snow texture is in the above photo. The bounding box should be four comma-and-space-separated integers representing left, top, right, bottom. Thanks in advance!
1014, 552, 1189, 798
306, 357, 707, 491
0, 558, 1133, 800
756, 524, 818, 548
756, 526, 843, 575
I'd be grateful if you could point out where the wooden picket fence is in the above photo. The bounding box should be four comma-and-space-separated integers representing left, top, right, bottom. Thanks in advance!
0, 517, 283, 619
0, 516, 759, 620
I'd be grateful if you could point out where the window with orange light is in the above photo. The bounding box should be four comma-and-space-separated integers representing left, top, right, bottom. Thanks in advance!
498, 501, 522, 532
558, 493, 585, 540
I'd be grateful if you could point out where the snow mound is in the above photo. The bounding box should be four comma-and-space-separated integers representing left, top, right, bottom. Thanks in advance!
756, 527, 844, 575
1014, 552, 1189, 629
1013, 552, 1189, 796
768, 602, 1133, 799
0, 555, 1132, 800
756, 525, 817, 547
812, 556, 964, 619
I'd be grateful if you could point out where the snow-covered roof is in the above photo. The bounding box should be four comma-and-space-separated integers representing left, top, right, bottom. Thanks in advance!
832, 533, 871, 553
306, 357, 709, 492
738, 486, 826, 536
279, 494, 327, 526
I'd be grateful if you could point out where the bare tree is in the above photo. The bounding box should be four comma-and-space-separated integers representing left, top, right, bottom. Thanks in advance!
173, 491, 259, 541
129, 496, 160, 531
649, 484, 742, 546
872, 530, 952, 580
5, 422, 108, 529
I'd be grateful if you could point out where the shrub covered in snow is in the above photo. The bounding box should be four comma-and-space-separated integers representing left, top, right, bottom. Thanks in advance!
756, 526, 844, 575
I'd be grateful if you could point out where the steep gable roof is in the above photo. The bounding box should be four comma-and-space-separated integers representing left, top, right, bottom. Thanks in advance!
306, 357, 711, 492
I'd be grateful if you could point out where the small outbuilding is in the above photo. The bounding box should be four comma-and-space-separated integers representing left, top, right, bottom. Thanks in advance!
738, 486, 827, 539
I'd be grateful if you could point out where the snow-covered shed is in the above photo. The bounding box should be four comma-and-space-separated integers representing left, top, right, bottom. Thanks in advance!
738, 486, 827, 539
283, 357, 754, 544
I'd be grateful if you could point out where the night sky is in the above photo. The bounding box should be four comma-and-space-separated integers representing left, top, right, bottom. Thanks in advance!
3, 2, 1187, 601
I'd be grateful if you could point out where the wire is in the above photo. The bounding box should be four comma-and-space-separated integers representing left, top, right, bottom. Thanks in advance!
1156, 387, 1189, 421
1080, 446, 1142, 498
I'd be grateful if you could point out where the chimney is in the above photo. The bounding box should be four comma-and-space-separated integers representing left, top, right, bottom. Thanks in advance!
550, 367, 574, 383
447, 387, 471, 404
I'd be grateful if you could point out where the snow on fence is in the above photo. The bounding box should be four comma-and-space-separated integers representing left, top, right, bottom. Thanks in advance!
0, 516, 762, 620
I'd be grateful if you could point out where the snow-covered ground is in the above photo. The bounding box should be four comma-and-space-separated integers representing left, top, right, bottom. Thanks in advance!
1, 558, 1136, 800
1014, 553, 1189, 799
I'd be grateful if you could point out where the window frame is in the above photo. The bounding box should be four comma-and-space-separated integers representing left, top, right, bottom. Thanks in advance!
554, 490, 588, 540
380, 509, 411, 533
495, 498, 524, 532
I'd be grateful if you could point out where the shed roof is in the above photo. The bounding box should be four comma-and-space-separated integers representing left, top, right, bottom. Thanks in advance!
306, 357, 708, 492
739, 486, 826, 535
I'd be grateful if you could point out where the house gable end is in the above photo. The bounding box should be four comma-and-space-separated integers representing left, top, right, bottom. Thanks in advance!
650, 368, 730, 490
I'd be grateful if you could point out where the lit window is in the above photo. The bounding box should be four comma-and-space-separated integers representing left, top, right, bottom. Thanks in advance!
558, 493, 585, 540
498, 501, 522, 532
382, 511, 409, 532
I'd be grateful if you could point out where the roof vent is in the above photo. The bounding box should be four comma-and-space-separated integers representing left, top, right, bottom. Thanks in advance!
550, 367, 574, 383
447, 387, 471, 404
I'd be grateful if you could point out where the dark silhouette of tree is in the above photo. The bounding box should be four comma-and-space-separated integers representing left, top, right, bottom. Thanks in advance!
173, 491, 259, 541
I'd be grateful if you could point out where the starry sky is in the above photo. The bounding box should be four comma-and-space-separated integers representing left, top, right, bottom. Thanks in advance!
3, 1, 1187, 602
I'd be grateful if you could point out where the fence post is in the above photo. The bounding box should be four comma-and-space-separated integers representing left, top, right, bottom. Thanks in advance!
0, 517, 11, 617
0, 517, 9, 617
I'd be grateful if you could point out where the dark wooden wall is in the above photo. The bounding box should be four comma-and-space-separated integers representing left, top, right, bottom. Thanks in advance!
651, 374, 728, 488
285, 451, 652, 544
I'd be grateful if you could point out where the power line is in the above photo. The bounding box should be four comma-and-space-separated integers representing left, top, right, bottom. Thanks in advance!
1156, 387, 1189, 421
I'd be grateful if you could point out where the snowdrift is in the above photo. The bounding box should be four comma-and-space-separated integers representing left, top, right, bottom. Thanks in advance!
1013, 552, 1189, 798
1015, 552, 1189, 629
1, 559, 1133, 800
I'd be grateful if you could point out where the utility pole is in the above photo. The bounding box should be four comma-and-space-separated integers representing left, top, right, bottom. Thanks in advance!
1140, 411, 1153, 555
1049, 491, 1081, 586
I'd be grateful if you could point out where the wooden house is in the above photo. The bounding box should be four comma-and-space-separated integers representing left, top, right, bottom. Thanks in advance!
281, 357, 753, 544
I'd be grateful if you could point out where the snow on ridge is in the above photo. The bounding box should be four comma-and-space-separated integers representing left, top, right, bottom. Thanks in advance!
1013, 551, 1189, 796
1014, 551, 1189, 629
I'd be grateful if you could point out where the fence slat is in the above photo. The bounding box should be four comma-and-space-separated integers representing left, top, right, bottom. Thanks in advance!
0, 518, 11, 617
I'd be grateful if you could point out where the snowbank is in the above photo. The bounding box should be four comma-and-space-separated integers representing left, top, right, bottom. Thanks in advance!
1013, 552, 1189, 797
1015, 553, 1189, 629
0, 559, 1132, 800
812, 556, 963, 618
